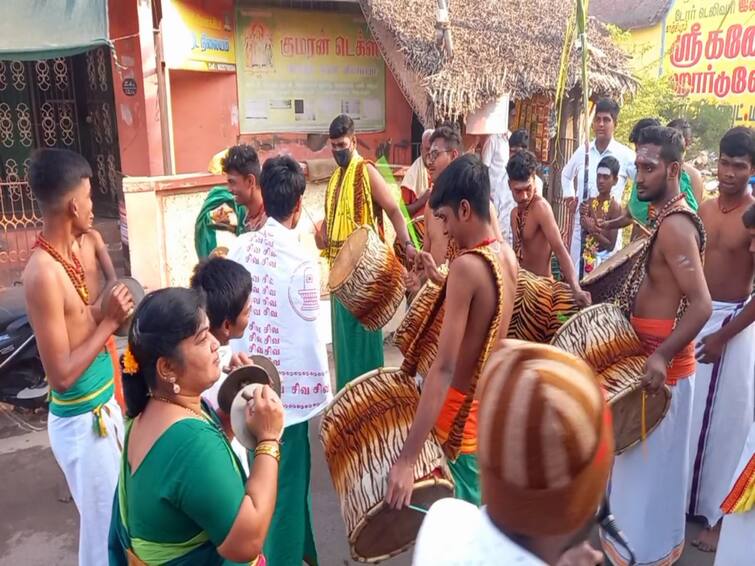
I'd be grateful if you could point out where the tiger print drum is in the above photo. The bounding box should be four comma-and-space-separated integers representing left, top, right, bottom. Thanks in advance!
581, 238, 647, 304
507, 269, 580, 344
394, 264, 449, 378
320, 368, 455, 563
550, 303, 671, 454
329, 226, 406, 331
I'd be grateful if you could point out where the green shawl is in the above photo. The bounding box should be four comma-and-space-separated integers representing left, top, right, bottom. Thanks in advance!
194, 187, 247, 259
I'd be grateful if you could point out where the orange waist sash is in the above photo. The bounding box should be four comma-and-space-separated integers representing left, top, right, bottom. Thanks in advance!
435, 386, 478, 454
630, 316, 695, 386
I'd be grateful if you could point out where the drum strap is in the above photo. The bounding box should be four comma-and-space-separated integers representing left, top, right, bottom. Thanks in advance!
614, 206, 706, 324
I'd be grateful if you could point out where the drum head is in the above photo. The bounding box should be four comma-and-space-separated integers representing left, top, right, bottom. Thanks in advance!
218, 364, 278, 415
350, 478, 455, 563
602, 356, 671, 454
328, 227, 369, 290
102, 277, 146, 337
581, 237, 646, 286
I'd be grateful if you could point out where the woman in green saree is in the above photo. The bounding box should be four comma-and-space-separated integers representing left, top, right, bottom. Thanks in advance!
109, 288, 284, 565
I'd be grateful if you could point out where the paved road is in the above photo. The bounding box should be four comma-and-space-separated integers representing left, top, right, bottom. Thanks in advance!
0, 344, 715, 566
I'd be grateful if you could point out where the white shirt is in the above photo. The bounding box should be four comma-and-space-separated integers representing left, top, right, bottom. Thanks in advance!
229, 218, 332, 427
560, 138, 635, 202
401, 156, 430, 199
560, 138, 635, 265
413, 499, 546, 565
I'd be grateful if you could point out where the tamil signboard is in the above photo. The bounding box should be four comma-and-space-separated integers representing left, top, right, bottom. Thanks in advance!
666, 1, 755, 124
235, 5, 386, 133
163, 0, 236, 72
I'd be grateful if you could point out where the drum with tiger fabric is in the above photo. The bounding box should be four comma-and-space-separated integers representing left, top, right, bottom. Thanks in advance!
550, 303, 671, 454
506, 269, 580, 344
319, 368, 454, 563
328, 226, 406, 331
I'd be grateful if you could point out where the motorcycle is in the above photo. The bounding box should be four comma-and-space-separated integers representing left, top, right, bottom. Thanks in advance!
0, 285, 48, 410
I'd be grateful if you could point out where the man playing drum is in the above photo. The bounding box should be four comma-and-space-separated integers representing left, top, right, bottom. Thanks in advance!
509, 150, 591, 308
385, 154, 517, 507
317, 114, 416, 390
600, 127, 712, 566
23, 149, 134, 566
687, 126, 755, 553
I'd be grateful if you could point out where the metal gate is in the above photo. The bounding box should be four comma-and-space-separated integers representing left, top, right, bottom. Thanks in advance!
0, 47, 121, 286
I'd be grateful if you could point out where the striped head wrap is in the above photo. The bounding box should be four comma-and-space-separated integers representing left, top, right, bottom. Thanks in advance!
478, 340, 614, 536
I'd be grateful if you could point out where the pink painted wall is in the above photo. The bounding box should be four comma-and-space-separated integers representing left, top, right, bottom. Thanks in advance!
170, 70, 240, 174
109, 0, 165, 177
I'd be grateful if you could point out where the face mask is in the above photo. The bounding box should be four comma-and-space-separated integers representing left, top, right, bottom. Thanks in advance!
333, 148, 352, 168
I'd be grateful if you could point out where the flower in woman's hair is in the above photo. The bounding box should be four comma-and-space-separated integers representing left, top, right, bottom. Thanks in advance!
122, 345, 139, 375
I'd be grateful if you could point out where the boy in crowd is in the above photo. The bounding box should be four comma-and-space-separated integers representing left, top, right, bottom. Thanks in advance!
580, 156, 622, 273
189, 257, 253, 473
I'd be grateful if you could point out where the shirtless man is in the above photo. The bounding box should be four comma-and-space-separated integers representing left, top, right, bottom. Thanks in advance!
687, 126, 755, 552
386, 154, 518, 507
600, 127, 712, 566
23, 149, 133, 566
509, 150, 591, 307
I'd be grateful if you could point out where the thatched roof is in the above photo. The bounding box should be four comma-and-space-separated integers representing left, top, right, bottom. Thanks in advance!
358, 0, 636, 125
590, 0, 673, 31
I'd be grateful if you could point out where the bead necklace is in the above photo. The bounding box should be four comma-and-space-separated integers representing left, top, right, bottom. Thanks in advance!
470, 236, 498, 250
718, 196, 748, 215
34, 235, 89, 305
649, 193, 686, 229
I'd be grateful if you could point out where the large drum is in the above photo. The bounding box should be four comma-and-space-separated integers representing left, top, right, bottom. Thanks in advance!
581, 238, 647, 304
320, 368, 455, 563
550, 303, 671, 454
507, 269, 579, 344
394, 264, 448, 378
329, 226, 406, 331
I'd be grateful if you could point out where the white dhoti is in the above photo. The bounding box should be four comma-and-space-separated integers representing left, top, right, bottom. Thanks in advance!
600, 377, 694, 566
688, 300, 755, 527
715, 423, 755, 566
48, 396, 123, 566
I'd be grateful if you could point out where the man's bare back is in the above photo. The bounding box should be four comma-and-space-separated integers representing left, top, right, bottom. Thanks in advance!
698, 196, 755, 302
448, 242, 517, 393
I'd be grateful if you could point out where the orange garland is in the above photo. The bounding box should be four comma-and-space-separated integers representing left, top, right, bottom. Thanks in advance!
34, 235, 90, 305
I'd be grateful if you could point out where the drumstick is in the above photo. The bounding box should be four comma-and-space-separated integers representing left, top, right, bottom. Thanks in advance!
407, 504, 428, 514
631, 219, 652, 238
